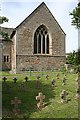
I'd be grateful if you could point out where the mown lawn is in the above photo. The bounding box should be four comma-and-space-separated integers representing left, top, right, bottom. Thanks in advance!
0, 71, 79, 119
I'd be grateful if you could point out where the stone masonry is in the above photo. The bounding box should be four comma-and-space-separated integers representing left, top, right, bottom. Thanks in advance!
2, 2, 66, 73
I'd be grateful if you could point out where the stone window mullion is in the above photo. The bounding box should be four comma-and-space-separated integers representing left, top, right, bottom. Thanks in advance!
37, 34, 39, 53
45, 34, 47, 54
41, 34, 43, 54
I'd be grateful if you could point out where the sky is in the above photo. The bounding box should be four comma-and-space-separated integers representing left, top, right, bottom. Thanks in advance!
1, 0, 78, 53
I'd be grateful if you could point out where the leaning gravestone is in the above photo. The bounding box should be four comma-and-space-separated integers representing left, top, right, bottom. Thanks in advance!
2, 76, 7, 83
60, 90, 67, 103
36, 92, 45, 110
11, 97, 21, 115
13, 77, 17, 83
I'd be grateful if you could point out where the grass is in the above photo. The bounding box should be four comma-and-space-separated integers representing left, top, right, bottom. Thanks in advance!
0, 71, 79, 119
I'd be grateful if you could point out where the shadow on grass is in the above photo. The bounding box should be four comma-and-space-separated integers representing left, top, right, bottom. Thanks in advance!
2, 79, 56, 119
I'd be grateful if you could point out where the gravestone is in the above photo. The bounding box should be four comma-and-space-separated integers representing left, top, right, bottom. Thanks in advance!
13, 77, 17, 83
75, 77, 78, 81
35, 76, 40, 89
60, 90, 67, 103
46, 75, 49, 80
62, 78, 66, 86
11, 97, 21, 115
78, 74, 80, 87
76, 87, 80, 98
56, 73, 59, 79
37, 76, 40, 80
51, 79, 56, 87
41, 68, 44, 76
36, 92, 45, 109
19, 83, 27, 92
2, 77, 7, 82
24, 76, 28, 82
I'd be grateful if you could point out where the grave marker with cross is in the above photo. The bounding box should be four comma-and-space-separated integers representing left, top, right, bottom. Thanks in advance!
11, 97, 21, 115
60, 90, 67, 103
13, 77, 17, 83
2, 76, 7, 82
24, 76, 28, 82
36, 92, 45, 109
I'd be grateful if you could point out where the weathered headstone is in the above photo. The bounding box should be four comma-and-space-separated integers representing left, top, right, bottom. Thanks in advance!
51, 79, 56, 87
36, 92, 45, 109
2, 76, 7, 82
11, 97, 21, 115
75, 77, 78, 81
78, 74, 80, 87
35, 76, 40, 89
60, 90, 67, 103
13, 77, 17, 83
19, 83, 27, 92
56, 73, 59, 79
46, 75, 49, 80
41, 68, 44, 76
76, 87, 80, 98
37, 76, 40, 80
62, 78, 66, 86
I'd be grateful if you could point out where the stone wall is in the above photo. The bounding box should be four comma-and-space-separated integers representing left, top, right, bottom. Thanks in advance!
16, 3, 66, 72
16, 3, 65, 56
16, 55, 66, 72
2, 40, 12, 70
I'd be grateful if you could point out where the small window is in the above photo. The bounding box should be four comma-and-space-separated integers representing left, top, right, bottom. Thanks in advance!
3, 56, 9, 63
4, 56, 6, 62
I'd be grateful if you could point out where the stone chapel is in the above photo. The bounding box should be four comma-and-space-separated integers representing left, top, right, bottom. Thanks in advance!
1, 2, 66, 73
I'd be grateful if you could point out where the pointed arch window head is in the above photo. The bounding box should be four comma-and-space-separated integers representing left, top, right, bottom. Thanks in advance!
34, 25, 49, 54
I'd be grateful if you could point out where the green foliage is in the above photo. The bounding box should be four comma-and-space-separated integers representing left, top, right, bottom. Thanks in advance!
0, 16, 8, 24
66, 51, 76, 65
66, 49, 80, 66
60, 65, 66, 72
0, 30, 10, 41
0, 16, 10, 41
75, 48, 80, 65
70, 3, 80, 28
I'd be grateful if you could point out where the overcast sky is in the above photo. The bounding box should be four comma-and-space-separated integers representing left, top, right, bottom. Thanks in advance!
1, 0, 78, 53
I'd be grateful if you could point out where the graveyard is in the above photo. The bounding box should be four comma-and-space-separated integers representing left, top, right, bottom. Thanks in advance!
1, 70, 79, 119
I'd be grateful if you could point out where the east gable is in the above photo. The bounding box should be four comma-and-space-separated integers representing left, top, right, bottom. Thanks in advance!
16, 2, 66, 56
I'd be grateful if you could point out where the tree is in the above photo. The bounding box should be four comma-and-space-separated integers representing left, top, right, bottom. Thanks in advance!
66, 51, 76, 65
0, 16, 9, 24
0, 16, 10, 40
75, 48, 80, 65
70, 2, 80, 29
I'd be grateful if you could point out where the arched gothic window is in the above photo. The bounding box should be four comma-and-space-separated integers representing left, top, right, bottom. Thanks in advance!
34, 25, 49, 54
